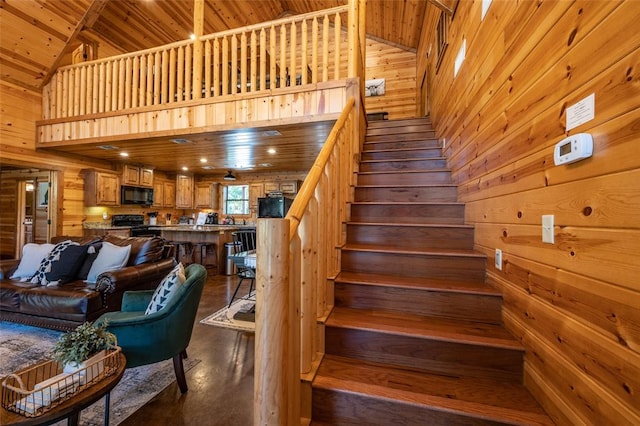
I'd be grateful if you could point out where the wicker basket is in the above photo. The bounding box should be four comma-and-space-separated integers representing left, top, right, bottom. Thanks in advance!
1, 346, 122, 417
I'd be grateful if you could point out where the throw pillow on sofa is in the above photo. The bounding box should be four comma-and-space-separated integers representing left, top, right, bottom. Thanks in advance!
10, 243, 55, 280
30, 240, 88, 286
86, 241, 131, 283
145, 263, 186, 315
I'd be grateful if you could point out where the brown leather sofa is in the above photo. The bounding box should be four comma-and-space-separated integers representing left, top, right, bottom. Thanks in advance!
0, 235, 176, 331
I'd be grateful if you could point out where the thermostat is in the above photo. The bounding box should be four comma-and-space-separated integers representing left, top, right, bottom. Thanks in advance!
553, 133, 593, 166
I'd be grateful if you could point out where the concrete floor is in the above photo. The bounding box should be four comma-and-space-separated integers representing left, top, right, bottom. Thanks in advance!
119, 272, 255, 426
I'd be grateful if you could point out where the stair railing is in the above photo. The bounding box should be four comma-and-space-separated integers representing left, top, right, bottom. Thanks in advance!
255, 95, 364, 424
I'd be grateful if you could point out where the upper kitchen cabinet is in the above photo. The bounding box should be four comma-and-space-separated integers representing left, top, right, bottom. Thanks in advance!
249, 183, 265, 209
195, 182, 219, 209
83, 170, 120, 206
122, 164, 153, 187
153, 179, 176, 208
264, 180, 300, 195
176, 174, 194, 209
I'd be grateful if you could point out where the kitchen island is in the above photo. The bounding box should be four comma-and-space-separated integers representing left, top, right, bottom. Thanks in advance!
149, 225, 255, 272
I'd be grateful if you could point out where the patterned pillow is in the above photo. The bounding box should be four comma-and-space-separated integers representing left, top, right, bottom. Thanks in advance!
145, 263, 186, 315
30, 240, 85, 286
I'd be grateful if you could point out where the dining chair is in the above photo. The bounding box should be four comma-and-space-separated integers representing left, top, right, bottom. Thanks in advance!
228, 229, 256, 308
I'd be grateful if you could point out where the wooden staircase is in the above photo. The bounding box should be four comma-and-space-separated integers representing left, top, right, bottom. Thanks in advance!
310, 117, 553, 425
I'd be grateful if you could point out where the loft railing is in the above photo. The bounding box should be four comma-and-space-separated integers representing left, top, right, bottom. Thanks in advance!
255, 96, 364, 424
42, 4, 364, 120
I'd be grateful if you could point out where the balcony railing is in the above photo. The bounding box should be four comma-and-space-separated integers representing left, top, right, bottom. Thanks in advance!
42, 5, 363, 121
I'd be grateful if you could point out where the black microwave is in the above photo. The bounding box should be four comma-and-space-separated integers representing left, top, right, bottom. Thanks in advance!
121, 185, 154, 205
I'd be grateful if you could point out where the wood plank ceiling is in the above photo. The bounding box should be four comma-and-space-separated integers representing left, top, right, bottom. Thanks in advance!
0, 0, 456, 175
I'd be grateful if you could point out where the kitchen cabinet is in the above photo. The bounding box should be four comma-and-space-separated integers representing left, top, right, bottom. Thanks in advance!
176, 174, 194, 209
263, 180, 300, 195
84, 170, 120, 206
195, 182, 219, 209
249, 183, 264, 209
263, 182, 280, 194
122, 164, 153, 187
152, 180, 176, 208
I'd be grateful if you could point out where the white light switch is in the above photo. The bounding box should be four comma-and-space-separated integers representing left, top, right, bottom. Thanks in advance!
495, 249, 502, 271
542, 215, 554, 244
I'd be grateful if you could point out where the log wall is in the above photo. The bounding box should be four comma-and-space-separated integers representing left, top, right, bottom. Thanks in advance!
418, 1, 640, 424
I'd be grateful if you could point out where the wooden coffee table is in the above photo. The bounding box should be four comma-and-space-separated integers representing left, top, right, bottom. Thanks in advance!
1, 352, 126, 426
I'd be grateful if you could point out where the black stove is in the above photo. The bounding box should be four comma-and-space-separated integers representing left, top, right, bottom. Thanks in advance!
112, 214, 160, 237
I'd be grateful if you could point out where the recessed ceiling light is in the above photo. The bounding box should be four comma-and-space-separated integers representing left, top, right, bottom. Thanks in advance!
190, 34, 196, 40
170, 138, 192, 144
120, 152, 129, 157
201, 165, 215, 170
97, 145, 119, 150
262, 130, 281, 136
182, 166, 188, 171
267, 148, 277, 154
200, 158, 207, 163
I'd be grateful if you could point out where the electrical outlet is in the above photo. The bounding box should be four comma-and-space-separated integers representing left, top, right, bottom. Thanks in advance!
495, 248, 502, 271
542, 215, 555, 244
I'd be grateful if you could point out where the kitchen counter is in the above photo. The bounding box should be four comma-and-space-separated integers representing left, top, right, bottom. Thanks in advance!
148, 225, 255, 232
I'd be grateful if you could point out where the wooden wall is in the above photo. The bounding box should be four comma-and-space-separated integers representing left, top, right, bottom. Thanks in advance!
418, 1, 640, 425
364, 38, 416, 119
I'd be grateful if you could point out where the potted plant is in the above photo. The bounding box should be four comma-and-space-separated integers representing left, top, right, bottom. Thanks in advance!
52, 322, 117, 382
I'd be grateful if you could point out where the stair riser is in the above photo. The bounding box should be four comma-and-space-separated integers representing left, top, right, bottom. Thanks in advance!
363, 139, 440, 150
360, 158, 447, 172
354, 186, 458, 202
312, 388, 505, 426
367, 126, 436, 137
341, 251, 486, 281
334, 283, 503, 324
346, 224, 474, 250
350, 204, 465, 224
362, 149, 442, 160
358, 171, 451, 186
325, 327, 523, 381
367, 117, 432, 128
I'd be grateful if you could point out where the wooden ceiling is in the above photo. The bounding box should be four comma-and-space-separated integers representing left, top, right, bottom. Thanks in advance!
1, 0, 456, 175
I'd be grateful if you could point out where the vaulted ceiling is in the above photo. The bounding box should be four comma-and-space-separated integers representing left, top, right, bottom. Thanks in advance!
1, 0, 456, 175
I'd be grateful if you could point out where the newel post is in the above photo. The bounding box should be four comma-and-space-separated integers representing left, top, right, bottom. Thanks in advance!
255, 219, 296, 425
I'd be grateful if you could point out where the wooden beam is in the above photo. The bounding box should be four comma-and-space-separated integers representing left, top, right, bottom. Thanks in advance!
428, 0, 458, 15
40, 0, 109, 88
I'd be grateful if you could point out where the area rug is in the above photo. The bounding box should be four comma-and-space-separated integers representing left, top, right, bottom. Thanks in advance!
0, 321, 200, 425
200, 294, 256, 332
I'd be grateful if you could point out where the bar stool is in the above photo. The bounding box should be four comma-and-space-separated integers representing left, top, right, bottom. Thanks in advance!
171, 241, 194, 265
194, 242, 218, 273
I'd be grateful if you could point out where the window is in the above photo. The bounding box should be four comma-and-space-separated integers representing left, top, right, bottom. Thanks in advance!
435, 11, 449, 72
224, 185, 249, 214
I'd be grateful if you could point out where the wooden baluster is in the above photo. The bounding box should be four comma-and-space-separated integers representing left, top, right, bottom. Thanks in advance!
322, 15, 329, 82
139, 55, 147, 107
98, 62, 105, 113
280, 25, 286, 87
193, 0, 204, 100
231, 35, 238, 95
132, 56, 140, 108
157, 51, 164, 105
91, 64, 98, 114
334, 13, 341, 80
169, 48, 176, 103
55, 73, 62, 119
250, 30, 257, 93
62, 69, 69, 117
118, 58, 125, 110
79, 66, 87, 115
270, 26, 276, 89
71, 68, 78, 117
222, 37, 229, 95
290, 21, 297, 86
111, 60, 118, 111
185, 44, 192, 101
312, 17, 318, 84
125, 57, 132, 109
106, 62, 113, 112
240, 32, 247, 94
259, 28, 266, 91
299, 199, 318, 374
301, 19, 308, 85
204, 40, 212, 98
214, 38, 220, 97
177, 46, 185, 102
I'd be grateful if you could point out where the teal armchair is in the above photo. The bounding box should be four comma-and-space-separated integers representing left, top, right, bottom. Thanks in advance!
95, 263, 207, 393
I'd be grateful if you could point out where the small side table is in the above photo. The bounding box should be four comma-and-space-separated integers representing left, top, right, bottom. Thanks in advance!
1, 352, 126, 426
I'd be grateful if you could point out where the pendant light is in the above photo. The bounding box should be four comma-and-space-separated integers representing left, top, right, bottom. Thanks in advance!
223, 170, 236, 181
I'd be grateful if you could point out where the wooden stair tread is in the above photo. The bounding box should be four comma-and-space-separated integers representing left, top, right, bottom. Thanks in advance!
351, 201, 464, 206
358, 169, 450, 175
363, 146, 441, 153
355, 183, 457, 188
360, 156, 446, 163
346, 221, 475, 229
327, 307, 522, 350
314, 355, 553, 425
336, 271, 500, 296
342, 243, 486, 258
